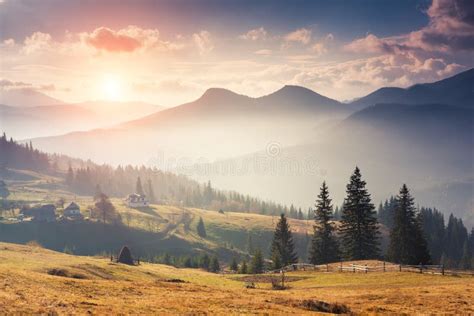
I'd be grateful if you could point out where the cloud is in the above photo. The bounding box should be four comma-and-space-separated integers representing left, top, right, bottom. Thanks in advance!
291, 52, 464, 95
83, 27, 142, 52
284, 28, 312, 45
22, 32, 52, 54
193, 31, 213, 56
345, 0, 474, 54
408, 0, 474, 51
81, 26, 179, 53
254, 49, 272, 56
0, 79, 31, 89
0, 78, 60, 92
239, 27, 267, 41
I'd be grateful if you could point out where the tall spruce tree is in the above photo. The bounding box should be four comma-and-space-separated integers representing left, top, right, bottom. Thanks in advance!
197, 217, 207, 238
309, 181, 339, 264
340, 167, 380, 260
135, 177, 144, 196
250, 248, 265, 274
444, 214, 468, 267
271, 214, 298, 268
388, 185, 430, 264
146, 179, 156, 203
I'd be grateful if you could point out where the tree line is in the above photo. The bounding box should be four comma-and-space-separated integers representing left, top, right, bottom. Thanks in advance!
1, 134, 298, 217
263, 167, 473, 270
378, 197, 473, 268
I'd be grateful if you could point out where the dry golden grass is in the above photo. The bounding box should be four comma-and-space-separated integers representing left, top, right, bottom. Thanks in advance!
0, 242, 473, 314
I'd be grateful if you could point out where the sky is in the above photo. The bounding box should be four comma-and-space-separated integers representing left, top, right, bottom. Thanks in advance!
0, 0, 473, 105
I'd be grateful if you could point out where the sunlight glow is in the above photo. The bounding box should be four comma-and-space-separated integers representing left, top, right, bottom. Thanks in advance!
101, 75, 123, 101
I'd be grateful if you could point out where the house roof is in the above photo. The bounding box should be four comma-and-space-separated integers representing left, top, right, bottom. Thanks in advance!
65, 202, 80, 211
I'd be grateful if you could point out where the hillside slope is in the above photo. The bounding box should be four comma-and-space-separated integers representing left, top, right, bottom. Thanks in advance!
0, 242, 472, 314
349, 68, 474, 110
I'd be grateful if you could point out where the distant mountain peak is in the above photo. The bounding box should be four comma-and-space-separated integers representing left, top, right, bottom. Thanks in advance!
200, 87, 246, 100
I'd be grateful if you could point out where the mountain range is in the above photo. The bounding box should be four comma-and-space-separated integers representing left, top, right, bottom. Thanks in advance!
1, 68, 473, 227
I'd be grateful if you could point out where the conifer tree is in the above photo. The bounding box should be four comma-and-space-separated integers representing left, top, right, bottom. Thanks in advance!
66, 165, 74, 186
239, 259, 248, 274
388, 185, 430, 264
197, 216, 207, 238
230, 257, 239, 271
146, 179, 156, 203
250, 249, 264, 274
309, 181, 339, 264
210, 256, 220, 272
0, 180, 9, 199
460, 240, 472, 269
444, 214, 468, 267
200, 253, 210, 270
136, 177, 144, 195
340, 167, 380, 260
271, 214, 298, 268
94, 184, 103, 201
414, 211, 431, 264
271, 250, 282, 270
247, 233, 254, 254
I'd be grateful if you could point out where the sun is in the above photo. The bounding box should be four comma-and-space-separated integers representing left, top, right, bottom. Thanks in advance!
101, 75, 123, 101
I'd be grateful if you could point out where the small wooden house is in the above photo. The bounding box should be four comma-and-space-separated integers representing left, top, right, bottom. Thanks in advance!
125, 194, 149, 207
64, 202, 83, 219
21, 204, 56, 222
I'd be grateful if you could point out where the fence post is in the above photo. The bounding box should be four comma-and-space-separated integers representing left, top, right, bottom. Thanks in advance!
419, 263, 423, 274
383, 261, 386, 272
340, 261, 342, 272
353, 265, 355, 273
441, 264, 444, 276
399, 264, 402, 272
326, 264, 329, 272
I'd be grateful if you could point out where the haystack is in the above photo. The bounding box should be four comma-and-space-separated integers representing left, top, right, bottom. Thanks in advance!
117, 246, 134, 265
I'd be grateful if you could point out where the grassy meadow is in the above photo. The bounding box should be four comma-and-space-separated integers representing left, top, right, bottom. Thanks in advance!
0, 242, 473, 314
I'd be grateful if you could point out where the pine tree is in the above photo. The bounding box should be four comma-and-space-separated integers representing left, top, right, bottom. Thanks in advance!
197, 217, 207, 238
66, 165, 74, 186
340, 167, 380, 260
210, 256, 220, 273
230, 257, 238, 271
247, 233, 254, 254
239, 259, 248, 274
200, 254, 210, 270
460, 240, 472, 269
419, 207, 445, 263
444, 214, 469, 267
309, 181, 339, 264
0, 180, 9, 199
271, 250, 282, 270
136, 177, 144, 195
146, 179, 156, 203
388, 185, 430, 264
414, 212, 431, 264
250, 249, 264, 274
94, 184, 103, 201
271, 214, 298, 268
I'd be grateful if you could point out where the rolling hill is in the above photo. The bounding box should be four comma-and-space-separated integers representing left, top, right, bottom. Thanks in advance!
0, 242, 472, 314
0, 100, 164, 139
349, 68, 474, 110
187, 103, 473, 227
0, 88, 63, 107
8, 69, 474, 227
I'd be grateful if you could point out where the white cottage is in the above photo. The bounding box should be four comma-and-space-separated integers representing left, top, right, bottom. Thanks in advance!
64, 202, 83, 219
125, 194, 149, 207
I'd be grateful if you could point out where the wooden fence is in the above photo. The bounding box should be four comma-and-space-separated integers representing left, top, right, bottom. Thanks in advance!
265, 262, 474, 277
